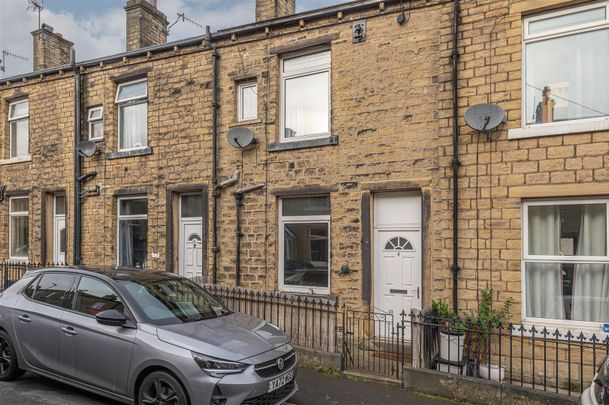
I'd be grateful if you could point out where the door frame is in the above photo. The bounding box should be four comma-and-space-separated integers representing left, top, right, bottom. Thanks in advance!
178, 193, 204, 278
372, 191, 423, 315
165, 186, 208, 274
53, 194, 66, 264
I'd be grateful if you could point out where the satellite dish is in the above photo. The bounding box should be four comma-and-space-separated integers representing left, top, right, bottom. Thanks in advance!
227, 127, 256, 149
464, 103, 505, 132
77, 140, 97, 157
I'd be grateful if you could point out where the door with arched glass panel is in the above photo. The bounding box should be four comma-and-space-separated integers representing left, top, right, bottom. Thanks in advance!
374, 192, 422, 338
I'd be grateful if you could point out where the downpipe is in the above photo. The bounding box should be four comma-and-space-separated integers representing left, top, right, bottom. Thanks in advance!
451, 0, 461, 312
73, 49, 82, 266
210, 27, 220, 284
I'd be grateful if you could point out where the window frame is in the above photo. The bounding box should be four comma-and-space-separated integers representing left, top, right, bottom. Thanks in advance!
521, 197, 609, 330
9, 196, 29, 261
87, 106, 104, 141
116, 196, 148, 269
279, 48, 332, 143
237, 81, 258, 122
115, 79, 148, 152
25, 272, 78, 310
278, 197, 331, 295
69, 275, 126, 318
520, 2, 609, 131
8, 99, 29, 158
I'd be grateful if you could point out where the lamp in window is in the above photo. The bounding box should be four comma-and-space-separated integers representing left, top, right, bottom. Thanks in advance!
535, 86, 556, 124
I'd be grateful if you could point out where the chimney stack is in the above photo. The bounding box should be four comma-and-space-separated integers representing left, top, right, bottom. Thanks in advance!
31, 23, 74, 71
125, 0, 168, 51
256, 0, 296, 22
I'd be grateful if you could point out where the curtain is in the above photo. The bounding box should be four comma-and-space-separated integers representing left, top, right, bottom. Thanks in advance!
572, 205, 609, 322
526, 206, 565, 320
119, 221, 134, 267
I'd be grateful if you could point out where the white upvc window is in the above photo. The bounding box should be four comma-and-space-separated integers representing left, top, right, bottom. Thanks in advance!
8, 100, 29, 158
522, 198, 609, 330
115, 79, 147, 151
117, 196, 148, 269
237, 82, 258, 122
87, 106, 104, 141
515, 2, 609, 137
9, 196, 29, 260
279, 196, 331, 294
280, 49, 331, 142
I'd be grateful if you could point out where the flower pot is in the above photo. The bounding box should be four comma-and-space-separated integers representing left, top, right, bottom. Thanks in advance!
439, 330, 464, 362
478, 364, 506, 382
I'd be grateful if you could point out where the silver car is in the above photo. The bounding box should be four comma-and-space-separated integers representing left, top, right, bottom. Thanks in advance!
0, 268, 298, 405
580, 356, 609, 405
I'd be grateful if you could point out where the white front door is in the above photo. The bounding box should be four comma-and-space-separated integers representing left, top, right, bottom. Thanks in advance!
54, 216, 66, 264
374, 192, 422, 337
53, 195, 67, 264
179, 221, 203, 279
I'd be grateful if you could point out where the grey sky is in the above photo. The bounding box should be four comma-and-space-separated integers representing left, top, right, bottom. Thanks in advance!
0, 0, 348, 78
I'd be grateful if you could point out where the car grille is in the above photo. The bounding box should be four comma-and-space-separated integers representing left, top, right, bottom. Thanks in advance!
254, 350, 296, 378
242, 381, 295, 405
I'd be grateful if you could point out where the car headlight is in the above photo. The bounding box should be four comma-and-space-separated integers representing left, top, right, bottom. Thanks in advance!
595, 357, 609, 405
192, 352, 246, 378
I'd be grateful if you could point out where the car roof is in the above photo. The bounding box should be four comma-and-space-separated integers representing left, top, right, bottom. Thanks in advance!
27, 267, 180, 283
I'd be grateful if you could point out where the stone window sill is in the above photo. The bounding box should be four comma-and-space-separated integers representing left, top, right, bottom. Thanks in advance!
268, 135, 338, 152
508, 117, 609, 140
229, 118, 263, 128
107, 147, 152, 160
0, 155, 32, 165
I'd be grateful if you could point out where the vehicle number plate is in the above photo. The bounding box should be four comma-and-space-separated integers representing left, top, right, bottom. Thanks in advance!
268, 370, 294, 392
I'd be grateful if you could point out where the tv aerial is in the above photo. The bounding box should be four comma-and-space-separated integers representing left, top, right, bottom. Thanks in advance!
168, 13, 204, 34
0, 50, 28, 74
227, 127, 257, 149
464, 103, 506, 132
27, 0, 45, 29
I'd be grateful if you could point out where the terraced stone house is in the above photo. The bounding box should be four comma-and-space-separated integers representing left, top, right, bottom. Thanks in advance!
1, 0, 609, 338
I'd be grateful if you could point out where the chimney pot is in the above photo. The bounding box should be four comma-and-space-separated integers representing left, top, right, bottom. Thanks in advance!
256, 0, 296, 22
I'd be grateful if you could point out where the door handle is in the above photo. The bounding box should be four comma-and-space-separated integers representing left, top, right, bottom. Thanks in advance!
61, 327, 78, 336
17, 315, 31, 323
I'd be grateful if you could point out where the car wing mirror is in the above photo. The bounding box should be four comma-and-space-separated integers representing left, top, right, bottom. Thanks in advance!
96, 309, 128, 327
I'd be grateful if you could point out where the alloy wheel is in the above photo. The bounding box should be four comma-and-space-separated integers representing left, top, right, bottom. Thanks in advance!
0, 335, 13, 377
141, 376, 181, 405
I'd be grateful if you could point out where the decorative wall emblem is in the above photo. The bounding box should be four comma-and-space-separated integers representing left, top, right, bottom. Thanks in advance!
352, 20, 366, 43
0, 185, 5, 202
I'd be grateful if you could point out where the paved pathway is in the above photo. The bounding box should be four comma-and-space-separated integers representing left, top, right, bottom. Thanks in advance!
0, 368, 456, 404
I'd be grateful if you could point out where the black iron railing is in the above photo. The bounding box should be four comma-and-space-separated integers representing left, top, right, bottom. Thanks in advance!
341, 308, 601, 397
0, 261, 64, 291
197, 281, 340, 353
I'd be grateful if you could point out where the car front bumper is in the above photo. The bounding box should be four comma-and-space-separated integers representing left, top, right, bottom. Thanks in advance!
580, 387, 596, 405
187, 345, 298, 405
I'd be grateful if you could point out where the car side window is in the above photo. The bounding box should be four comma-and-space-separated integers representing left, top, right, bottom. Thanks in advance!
32, 273, 76, 307
22, 276, 39, 299
72, 277, 124, 317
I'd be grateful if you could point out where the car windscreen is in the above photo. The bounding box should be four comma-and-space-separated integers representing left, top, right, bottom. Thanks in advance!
116, 277, 230, 325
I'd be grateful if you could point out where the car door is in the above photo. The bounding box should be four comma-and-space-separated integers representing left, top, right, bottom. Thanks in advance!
58, 276, 136, 395
13, 272, 76, 372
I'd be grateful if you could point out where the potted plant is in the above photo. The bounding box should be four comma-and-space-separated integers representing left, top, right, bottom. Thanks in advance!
432, 299, 464, 363
462, 290, 513, 381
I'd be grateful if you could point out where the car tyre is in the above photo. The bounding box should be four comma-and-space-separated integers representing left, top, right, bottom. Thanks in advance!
0, 330, 25, 381
138, 371, 189, 405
